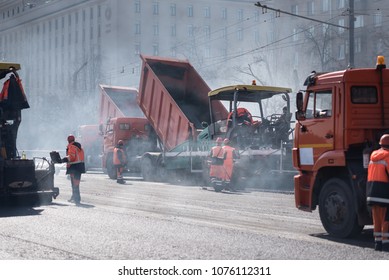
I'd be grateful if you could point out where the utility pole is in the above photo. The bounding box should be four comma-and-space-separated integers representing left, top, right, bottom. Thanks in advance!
348, 0, 355, 68
254, 1, 354, 68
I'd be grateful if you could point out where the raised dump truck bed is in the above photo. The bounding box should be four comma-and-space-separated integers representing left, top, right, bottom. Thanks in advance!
138, 55, 227, 151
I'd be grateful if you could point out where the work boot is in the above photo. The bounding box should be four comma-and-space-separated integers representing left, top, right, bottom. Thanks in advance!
68, 186, 75, 203
117, 178, 125, 184
382, 243, 389, 252
73, 186, 81, 205
375, 241, 382, 251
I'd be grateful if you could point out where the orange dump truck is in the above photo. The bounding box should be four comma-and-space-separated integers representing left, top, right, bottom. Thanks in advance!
99, 85, 158, 179
137, 55, 228, 182
293, 56, 389, 237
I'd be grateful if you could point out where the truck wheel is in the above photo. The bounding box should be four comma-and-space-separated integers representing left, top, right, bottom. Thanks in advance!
106, 153, 117, 179
319, 178, 363, 238
141, 157, 155, 181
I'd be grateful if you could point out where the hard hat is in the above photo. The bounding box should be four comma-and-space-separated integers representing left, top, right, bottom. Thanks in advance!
118, 140, 124, 146
216, 137, 223, 144
67, 134, 75, 143
379, 134, 389, 146
223, 138, 230, 145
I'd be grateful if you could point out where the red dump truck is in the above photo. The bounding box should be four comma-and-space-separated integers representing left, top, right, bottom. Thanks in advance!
99, 84, 158, 179
137, 55, 295, 189
293, 56, 389, 237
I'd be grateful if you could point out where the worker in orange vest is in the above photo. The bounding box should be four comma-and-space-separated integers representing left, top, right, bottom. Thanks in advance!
209, 137, 224, 181
221, 138, 239, 184
62, 134, 85, 205
367, 134, 389, 251
113, 140, 127, 184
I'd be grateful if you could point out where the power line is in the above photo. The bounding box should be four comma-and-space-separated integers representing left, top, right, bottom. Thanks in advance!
254, 2, 349, 29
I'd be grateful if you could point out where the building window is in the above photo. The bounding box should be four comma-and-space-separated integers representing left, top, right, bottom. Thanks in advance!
337, 0, 345, 9
322, 0, 329, 12
205, 26, 210, 39
153, 44, 159, 56
254, 10, 259, 22
222, 8, 227, 19
267, 31, 274, 44
135, 44, 141, 55
153, 2, 159, 15
135, 1, 140, 13
291, 5, 298, 15
338, 19, 345, 33
338, 44, 345, 60
355, 37, 361, 53
222, 27, 227, 39
135, 22, 141, 34
355, 15, 364, 28
254, 30, 260, 43
238, 28, 243, 40
153, 24, 159, 36
373, 12, 382, 27
170, 4, 176, 16
188, 5, 193, 17
292, 28, 298, 41
171, 24, 176, 37
188, 25, 194, 37
307, 1, 314, 16
204, 7, 210, 18
205, 46, 210, 58
238, 9, 243, 21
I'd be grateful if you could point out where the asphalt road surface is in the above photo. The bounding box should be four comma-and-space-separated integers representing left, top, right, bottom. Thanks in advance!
0, 170, 386, 260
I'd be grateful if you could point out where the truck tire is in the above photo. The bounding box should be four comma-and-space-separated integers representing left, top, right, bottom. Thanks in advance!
106, 153, 117, 179
141, 157, 155, 181
318, 178, 363, 238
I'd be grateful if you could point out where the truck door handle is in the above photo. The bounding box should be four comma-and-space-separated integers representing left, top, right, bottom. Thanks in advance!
325, 133, 333, 139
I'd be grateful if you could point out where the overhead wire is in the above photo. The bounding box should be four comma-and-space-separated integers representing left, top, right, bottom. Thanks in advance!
101, 3, 386, 81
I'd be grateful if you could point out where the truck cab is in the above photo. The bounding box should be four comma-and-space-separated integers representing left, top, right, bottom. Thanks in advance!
102, 116, 157, 179
293, 57, 389, 237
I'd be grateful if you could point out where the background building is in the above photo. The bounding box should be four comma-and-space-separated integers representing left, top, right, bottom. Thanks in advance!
0, 0, 388, 149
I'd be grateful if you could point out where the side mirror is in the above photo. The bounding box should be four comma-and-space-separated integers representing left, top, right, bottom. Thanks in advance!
296, 91, 303, 111
295, 91, 305, 121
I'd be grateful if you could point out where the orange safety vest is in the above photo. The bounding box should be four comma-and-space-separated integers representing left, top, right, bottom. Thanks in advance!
0, 74, 29, 109
209, 145, 224, 179
113, 147, 127, 165
66, 142, 85, 174
367, 148, 389, 206
366, 148, 389, 244
220, 145, 237, 181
